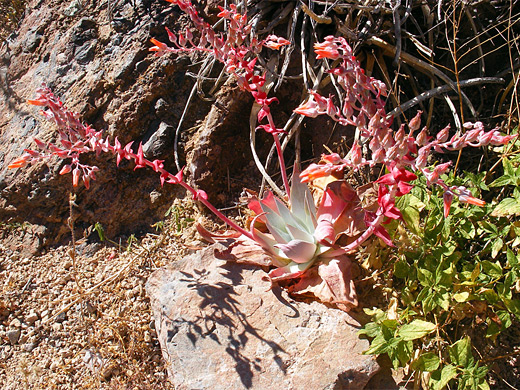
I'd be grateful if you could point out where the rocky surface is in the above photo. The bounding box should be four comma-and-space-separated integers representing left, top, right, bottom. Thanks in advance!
147, 242, 380, 390
0, 0, 253, 253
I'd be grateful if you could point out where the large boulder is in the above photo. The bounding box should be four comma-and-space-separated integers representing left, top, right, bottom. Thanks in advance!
146, 243, 380, 390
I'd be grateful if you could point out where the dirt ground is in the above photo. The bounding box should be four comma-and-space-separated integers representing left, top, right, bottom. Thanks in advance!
0, 196, 210, 389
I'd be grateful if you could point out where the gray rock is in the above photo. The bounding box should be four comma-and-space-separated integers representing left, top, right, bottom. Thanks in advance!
142, 121, 175, 159
6, 329, 21, 345
146, 244, 379, 390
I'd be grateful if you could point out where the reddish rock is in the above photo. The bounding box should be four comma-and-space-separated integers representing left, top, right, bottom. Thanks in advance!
147, 243, 380, 390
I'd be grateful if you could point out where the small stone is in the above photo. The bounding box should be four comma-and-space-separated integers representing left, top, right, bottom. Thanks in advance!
19, 334, 28, 344
23, 342, 37, 352
6, 329, 21, 345
154, 98, 168, 116
26, 312, 39, 325
10, 318, 21, 328
52, 323, 62, 332
55, 312, 67, 323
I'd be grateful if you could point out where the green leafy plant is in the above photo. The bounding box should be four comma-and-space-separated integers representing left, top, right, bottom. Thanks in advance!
360, 159, 520, 389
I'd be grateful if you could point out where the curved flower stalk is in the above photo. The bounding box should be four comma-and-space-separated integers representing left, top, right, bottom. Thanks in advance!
9, 86, 254, 241
295, 36, 516, 236
150, 0, 292, 194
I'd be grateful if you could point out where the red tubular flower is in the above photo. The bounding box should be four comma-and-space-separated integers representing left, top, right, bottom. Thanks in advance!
8, 154, 32, 169
299, 163, 334, 183
293, 98, 319, 118
377, 165, 417, 197
314, 41, 340, 60
443, 191, 454, 218
149, 38, 169, 56
263, 35, 290, 50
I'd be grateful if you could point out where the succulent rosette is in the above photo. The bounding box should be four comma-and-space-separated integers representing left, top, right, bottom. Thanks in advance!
243, 167, 365, 310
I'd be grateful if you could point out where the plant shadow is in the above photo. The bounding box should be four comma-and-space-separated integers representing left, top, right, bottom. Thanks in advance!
163, 262, 289, 389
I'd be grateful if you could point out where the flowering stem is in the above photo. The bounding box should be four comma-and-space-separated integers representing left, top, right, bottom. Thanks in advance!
272, 134, 290, 198
118, 148, 256, 241
326, 213, 386, 257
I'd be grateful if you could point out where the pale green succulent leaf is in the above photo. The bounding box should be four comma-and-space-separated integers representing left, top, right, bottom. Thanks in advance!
260, 202, 292, 243
275, 239, 317, 263
251, 228, 291, 267
286, 223, 316, 243
274, 197, 309, 233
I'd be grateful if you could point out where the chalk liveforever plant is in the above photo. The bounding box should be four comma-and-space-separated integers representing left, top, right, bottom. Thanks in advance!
8, 0, 515, 312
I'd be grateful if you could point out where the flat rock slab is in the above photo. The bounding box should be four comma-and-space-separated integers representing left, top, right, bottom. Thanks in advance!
147, 243, 379, 390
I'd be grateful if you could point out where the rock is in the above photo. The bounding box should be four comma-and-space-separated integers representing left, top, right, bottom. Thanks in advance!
6, 329, 21, 345
10, 318, 21, 328
23, 342, 38, 352
26, 312, 39, 325
0, 0, 204, 247
142, 121, 175, 159
147, 244, 379, 390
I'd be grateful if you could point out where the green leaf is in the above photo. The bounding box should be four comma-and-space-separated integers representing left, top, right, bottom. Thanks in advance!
394, 260, 410, 279
363, 334, 389, 355
398, 319, 436, 341
430, 364, 458, 390
503, 157, 515, 177
417, 268, 434, 287
449, 337, 474, 367
489, 175, 512, 188
402, 205, 421, 235
358, 322, 381, 338
395, 340, 414, 367
481, 289, 500, 304
507, 248, 519, 268
491, 198, 520, 217
94, 222, 106, 242
459, 219, 476, 239
411, 352, 441, 372
481, 261, 503, 279
453, 291, 470, 303
423, 293, 439, 314
491, 238, 504, 258
502, 298, 520, 319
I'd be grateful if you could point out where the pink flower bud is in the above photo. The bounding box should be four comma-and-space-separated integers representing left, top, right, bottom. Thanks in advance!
72, 168, 81, 187
433, 162, 452, 177
409, 111, 423, 132
59, 164, 72, 175
322, 153, 342, 164
34, 138, 48, 150
395, 125, 406, 144
372, 148, 385, 163
165, 27, 177, 44
349, 142, 362, 166
293, 98, 319, 118
437, 126, 450, 143
382, 130, 395, 149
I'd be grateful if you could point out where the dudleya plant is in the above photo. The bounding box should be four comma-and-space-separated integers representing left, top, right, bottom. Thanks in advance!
8, 0, 516, 311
